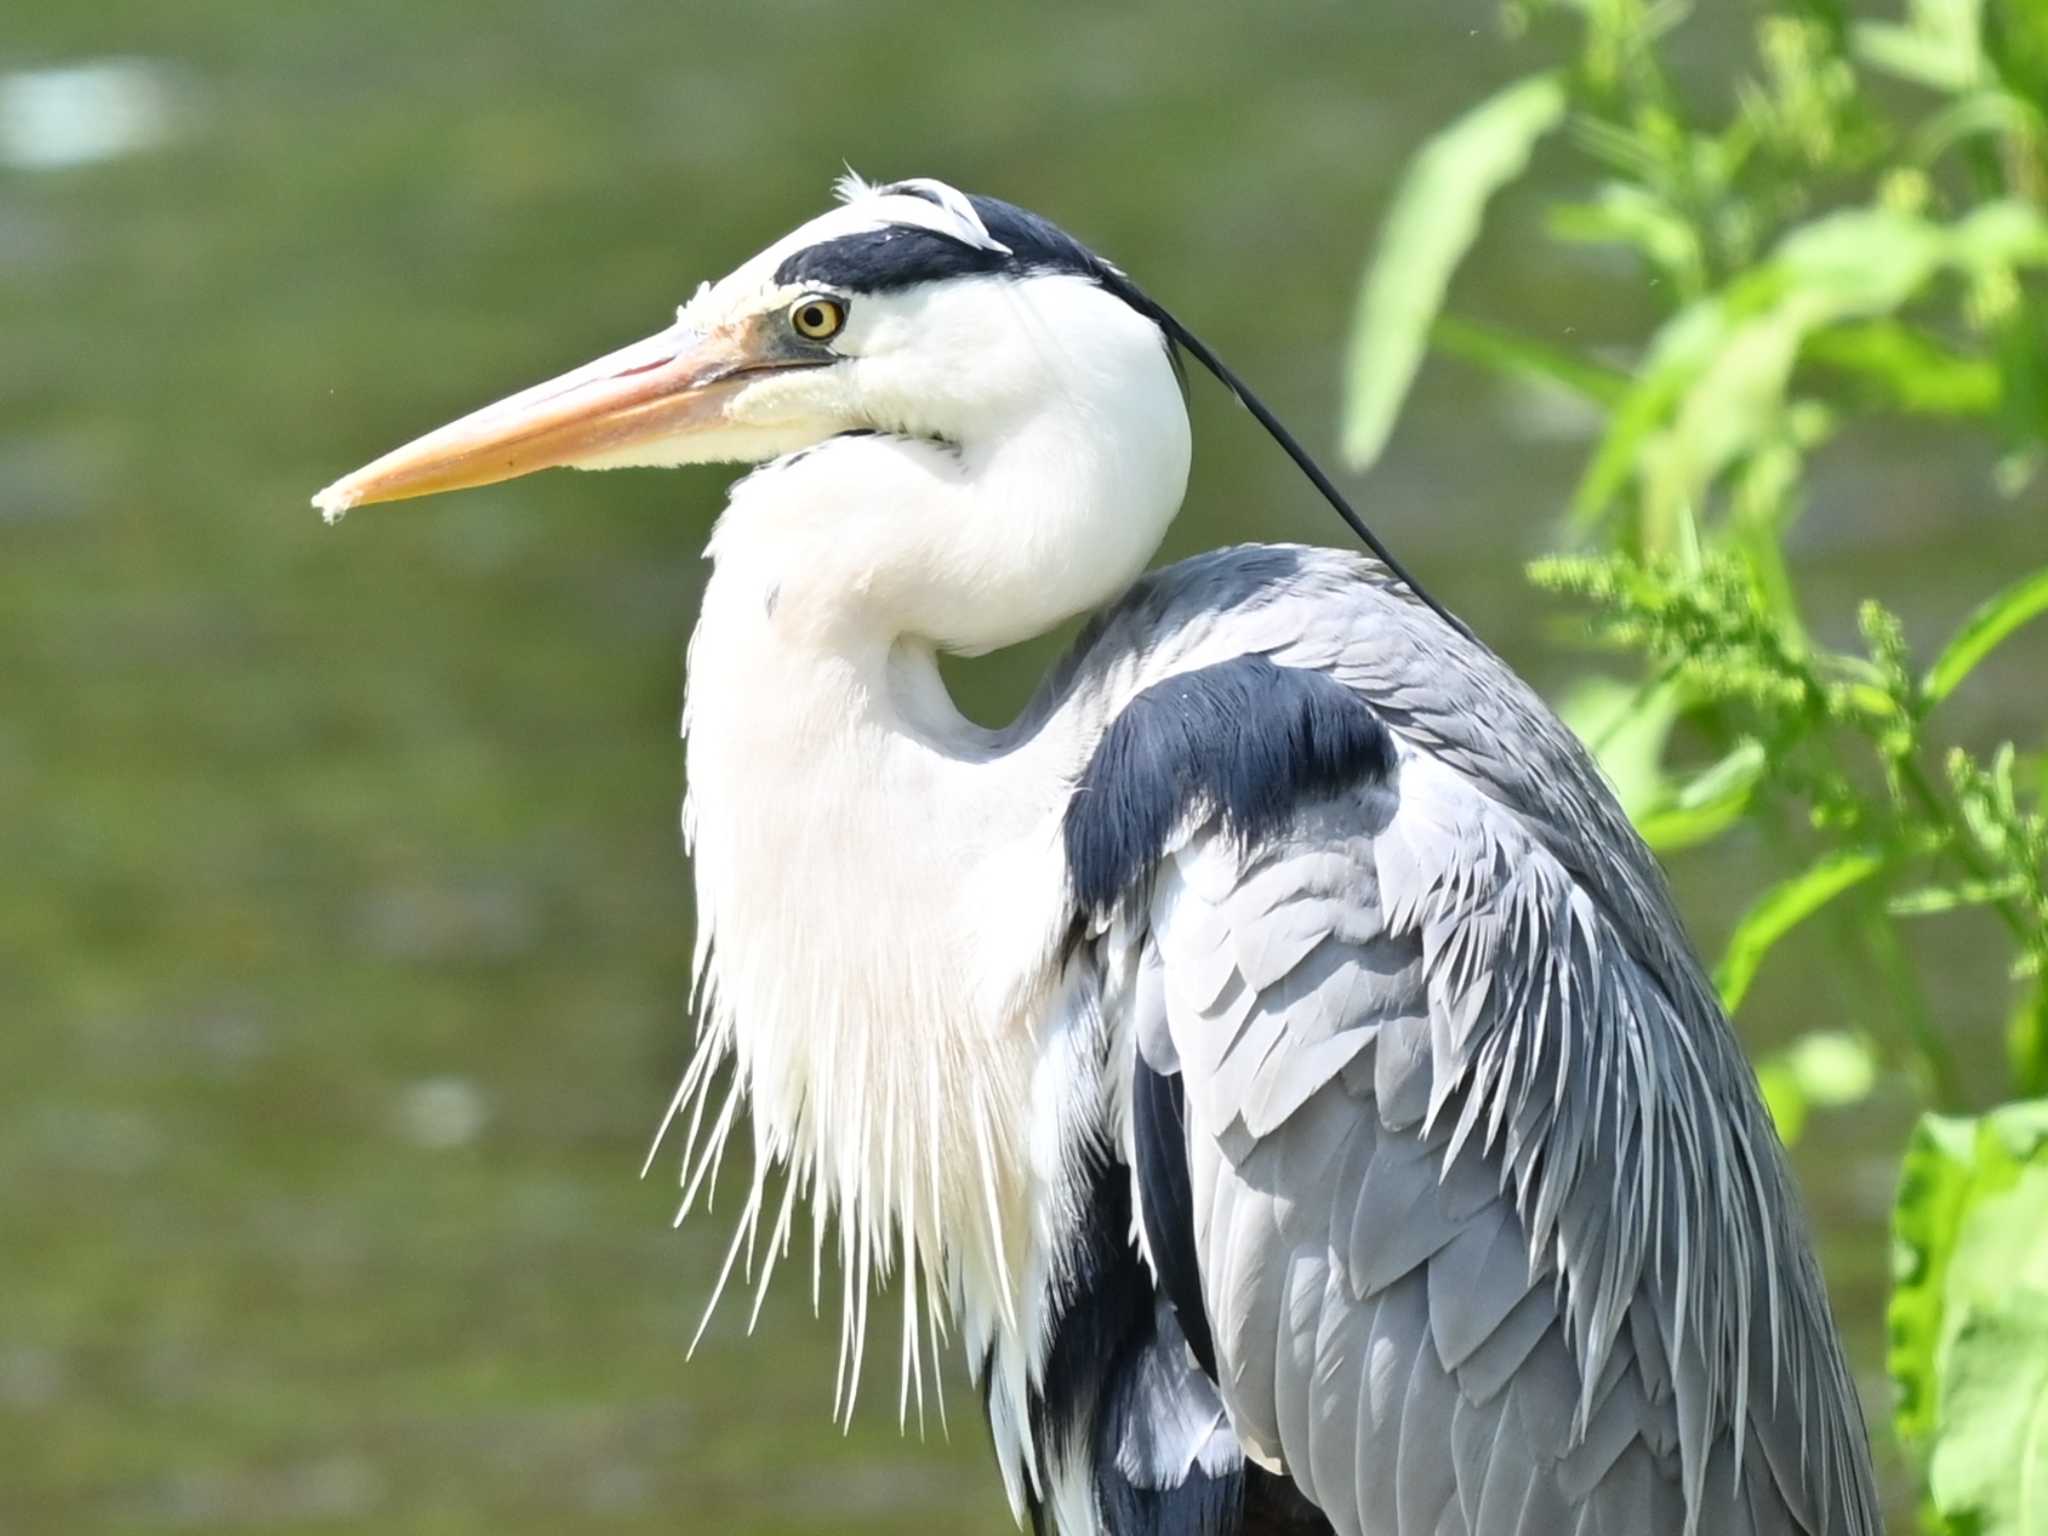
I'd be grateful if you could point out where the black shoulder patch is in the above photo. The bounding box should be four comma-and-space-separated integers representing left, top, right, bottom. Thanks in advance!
1013, 547, 1307, 748
1064, 657, 1394, 921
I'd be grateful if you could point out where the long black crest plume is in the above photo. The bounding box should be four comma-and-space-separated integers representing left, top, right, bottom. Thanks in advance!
1147, 306, 1472, 641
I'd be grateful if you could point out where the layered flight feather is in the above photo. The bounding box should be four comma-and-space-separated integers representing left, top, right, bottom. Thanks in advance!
1062, 547, 1880, 1536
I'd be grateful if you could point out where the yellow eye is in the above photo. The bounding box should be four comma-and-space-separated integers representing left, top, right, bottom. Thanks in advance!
790, 296, 847, 341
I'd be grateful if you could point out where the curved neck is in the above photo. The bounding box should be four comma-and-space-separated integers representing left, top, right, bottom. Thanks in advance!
674, 358, 1185, 1430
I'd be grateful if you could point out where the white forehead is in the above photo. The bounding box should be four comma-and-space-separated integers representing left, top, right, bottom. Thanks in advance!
677, 174, 1007, 330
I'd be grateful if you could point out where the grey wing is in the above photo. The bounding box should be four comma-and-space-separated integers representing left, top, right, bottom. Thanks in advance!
1115, 740, 1879, 1536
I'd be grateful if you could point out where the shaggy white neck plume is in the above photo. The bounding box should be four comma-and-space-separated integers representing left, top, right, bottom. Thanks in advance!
657, 276, 1188, 1466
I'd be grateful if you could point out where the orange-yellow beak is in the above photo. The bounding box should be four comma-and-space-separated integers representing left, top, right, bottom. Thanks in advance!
312, 314, 811, 521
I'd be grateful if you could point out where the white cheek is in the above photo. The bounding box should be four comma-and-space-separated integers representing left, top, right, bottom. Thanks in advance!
723, 368, 856, 433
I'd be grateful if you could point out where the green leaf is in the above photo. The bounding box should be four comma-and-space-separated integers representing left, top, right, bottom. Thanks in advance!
1571, 203, 2047, 541
1569, 296, 1735, 532
1619, 203, 2044, 549
1889, 1101, 2048, 1452
1555, 674, 1679, 820
1429, 314, 1630, 408
1636, 739, 1767, 852
1986, 0, 2048, 110
1892, 1101, 2048, 1533
1855, 0, 1987, 93
1924, 565, 2048, 702
1756, 1030, 1879, 1144
2014, 982, 2048, 1098
1802, 320, 2002, 416
1639, 299, 1816, 546
1912, 88, 2048, 168
1547, 183, 1706, 296
1772, 207, 1952, 313
1893, 1113, 1983, 1448
1929, 1300, 2048, 1536
1890, 877, 2027, 916
1715, 847, 1886, 1012
1949, 199, 2048, 272
1342, 73, 1568, 469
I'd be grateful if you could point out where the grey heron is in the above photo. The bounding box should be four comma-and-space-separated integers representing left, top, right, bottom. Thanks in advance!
314, 175, 1882, 1536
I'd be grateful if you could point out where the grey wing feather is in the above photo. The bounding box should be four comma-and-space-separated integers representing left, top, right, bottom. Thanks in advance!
1112, 1297, 1240, 1485
1101, 549, 1880, 1536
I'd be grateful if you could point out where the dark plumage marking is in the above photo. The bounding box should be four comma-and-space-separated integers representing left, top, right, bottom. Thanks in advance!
1014, 547, 1306, 749
1029, 1130, 1246, 1536
1064, 656, 1395, 921
775, 223, 1011, 294
1032, 1150, 1147, 1506
774, 185, 1156, 312
1092, 1328, 1245, 1536
967, 192, 1126, 282
1131, 1058, 1214, 1378
1032, 1131, 1327, 1535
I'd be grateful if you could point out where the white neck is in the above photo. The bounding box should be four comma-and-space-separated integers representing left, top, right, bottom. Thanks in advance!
668, 333, 1188, 1433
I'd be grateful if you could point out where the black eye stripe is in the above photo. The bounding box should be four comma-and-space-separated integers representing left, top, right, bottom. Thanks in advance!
775, 227, 1009, 294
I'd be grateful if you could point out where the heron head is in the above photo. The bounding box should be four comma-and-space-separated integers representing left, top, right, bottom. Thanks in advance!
312, 174, 1183, 522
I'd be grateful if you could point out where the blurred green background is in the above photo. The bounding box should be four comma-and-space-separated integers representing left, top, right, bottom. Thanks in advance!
4, 3, 2041, 1531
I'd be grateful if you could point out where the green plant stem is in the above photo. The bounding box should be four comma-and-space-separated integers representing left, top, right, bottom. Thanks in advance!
1866, 883, 1961, 1106
1897, 752, 2036, 951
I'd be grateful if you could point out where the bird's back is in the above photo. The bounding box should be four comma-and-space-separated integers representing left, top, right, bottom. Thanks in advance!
1026, 544, 1880, 1536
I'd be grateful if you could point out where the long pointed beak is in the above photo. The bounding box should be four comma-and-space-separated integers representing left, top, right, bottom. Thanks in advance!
311, 319, 778, 522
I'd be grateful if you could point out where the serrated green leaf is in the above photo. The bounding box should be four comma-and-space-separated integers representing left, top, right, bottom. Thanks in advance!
1637, 797, 1753, 854
1342, 73, 1568, 470
1929, 1300, 2048, 1536
1571, 211, 1934, 542
1892, 1113, 1983, 1447
1715, 848, 1886, 1012
1893, 1100, 2048, 1532
1889, 1101, 2048, 1452
1925, 565, 2048, 702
